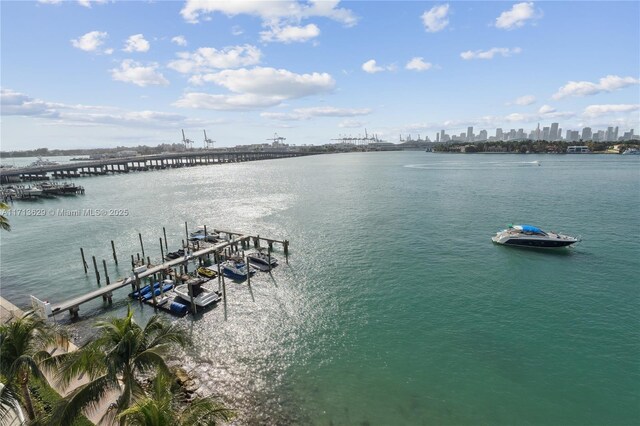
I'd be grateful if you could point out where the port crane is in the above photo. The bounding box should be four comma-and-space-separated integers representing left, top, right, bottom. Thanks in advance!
203, 130, 215, 149
267, 133, 286, 144
181, 129, 194, 150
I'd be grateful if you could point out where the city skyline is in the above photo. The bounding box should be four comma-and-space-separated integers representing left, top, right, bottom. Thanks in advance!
1, 1, 639, 150
429, 122, 635, 144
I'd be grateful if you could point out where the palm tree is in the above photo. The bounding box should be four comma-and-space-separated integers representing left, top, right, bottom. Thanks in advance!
53, 307, 189, 425
0, 311, 63, 420
117, 372, 234, 426
0, 202, 10, 232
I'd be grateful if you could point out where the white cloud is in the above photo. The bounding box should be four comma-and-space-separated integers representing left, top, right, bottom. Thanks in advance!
190, 67, 334, 96
1, 89, 58, 117
180, 0, 357, 27
362, 59, 396, 73
421, 4, 449, 33
175, 67, 335, 110
168, 45, 262, 74
1, 88, 202, 128
339, 119, 365, 128
123, 34, 150, 52
171, 36, 188, 46
552, 75, 640, 100
495, 2, 541, 30
173, 93, 282, 111
538, 104, 556, 114
583, 104, 640, 117
260, 24, 320, 43
405, 57, 433, 71
460, 47, 522, 60
110, 60, 169, 87
511, 95, 536, 106
37, 0, 62, 4
232, 26, 244, 36
261, 106, 372, 121
71, 31, 108, 53
77, 0, 109, 7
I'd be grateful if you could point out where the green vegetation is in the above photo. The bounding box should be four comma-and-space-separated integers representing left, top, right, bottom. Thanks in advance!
0, 202, 10, 232
1, 308, 234, 426
0, 311, 65, 421
433, 140, 639, 154
117, 372, 234, 426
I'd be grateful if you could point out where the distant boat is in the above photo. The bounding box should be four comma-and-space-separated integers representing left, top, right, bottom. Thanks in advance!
21, 187, 43, 197
492, 224, 580, 248
622, 148, 640, 155
29, 157, 59, 167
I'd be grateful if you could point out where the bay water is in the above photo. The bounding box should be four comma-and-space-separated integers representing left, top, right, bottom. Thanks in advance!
1, 152, 638, 425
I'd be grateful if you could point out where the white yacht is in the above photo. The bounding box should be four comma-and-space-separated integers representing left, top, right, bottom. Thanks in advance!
492, 224, 580, 248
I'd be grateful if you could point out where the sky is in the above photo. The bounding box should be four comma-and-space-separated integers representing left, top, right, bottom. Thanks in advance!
1, 0, 639, 150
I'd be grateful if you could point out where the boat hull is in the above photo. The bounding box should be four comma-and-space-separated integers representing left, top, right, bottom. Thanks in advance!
492, 236, 576, 248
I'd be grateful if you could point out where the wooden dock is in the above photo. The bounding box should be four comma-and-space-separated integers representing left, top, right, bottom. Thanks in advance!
50, 235, 251, 317
42, 223, 289, 317
0, 150, 314, 183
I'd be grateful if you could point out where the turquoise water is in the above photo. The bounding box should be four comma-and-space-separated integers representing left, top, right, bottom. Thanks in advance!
1, 153, 638, 424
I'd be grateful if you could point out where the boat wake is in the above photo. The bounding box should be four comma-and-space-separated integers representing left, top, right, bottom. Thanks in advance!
404, 160, 541, 170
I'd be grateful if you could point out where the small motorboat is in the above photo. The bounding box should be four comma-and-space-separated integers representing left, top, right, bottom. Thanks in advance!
221, 260, 255, 280
247, 251, 277, 268
165, 249, 185, 260
492, 224, 580, 248
141, 280, 175, 302
174, 279, 221, 307
197, 266, 217, 279
189, 226, 220, 242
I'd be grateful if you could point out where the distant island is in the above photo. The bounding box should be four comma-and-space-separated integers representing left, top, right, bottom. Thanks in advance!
432, 140, 639, 154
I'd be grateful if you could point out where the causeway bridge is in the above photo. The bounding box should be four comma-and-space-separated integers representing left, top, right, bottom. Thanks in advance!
0, 150, 314, 183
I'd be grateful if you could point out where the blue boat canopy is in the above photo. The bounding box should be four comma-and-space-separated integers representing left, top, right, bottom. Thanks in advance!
518, 224, 545, 234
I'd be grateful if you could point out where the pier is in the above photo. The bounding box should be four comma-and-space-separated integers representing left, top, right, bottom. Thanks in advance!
35, 227, 289, 319
0, 150, 313, 184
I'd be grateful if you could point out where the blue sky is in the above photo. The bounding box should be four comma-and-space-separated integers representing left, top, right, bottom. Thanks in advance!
1, 1, 639, 150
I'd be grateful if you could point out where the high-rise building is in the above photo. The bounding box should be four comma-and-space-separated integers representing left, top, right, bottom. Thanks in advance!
606, 127, 614, 141
467, 126, 474, 142
582, 127, 592, 141
517, 129, 525, 139
479, 130, 488, 140
550, 123, 559, 141
496, 128, 503, 140
436, 132, 440, 143
542, 127, 550, 141
614, 126, 619, 141
440, 130, 445, 142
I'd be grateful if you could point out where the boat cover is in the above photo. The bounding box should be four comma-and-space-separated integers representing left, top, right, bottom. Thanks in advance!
517, 224, 545, 234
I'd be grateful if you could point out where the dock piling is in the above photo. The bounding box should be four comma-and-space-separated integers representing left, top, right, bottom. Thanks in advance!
92, 256, 100, 286
187, 279, 197, 315
80, 248, 88, 273
111, 240, 118, 265
138, 233, 145, 260
163, 227, 168, 251
222, 273, 227, 321
102, 259, 110, 285
160, 238, 164, 263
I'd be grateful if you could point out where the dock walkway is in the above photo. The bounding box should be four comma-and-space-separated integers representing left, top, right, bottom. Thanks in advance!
50, 235, 251, 317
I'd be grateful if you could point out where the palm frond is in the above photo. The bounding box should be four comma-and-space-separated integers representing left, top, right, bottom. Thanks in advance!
49, 374, 118, 426
180, 397, 236, 426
